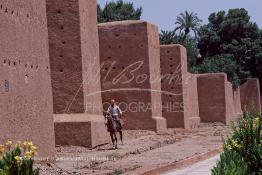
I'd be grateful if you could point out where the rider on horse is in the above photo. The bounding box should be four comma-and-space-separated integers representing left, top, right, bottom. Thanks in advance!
105, 99, 123, 148
106, 99, 123, 130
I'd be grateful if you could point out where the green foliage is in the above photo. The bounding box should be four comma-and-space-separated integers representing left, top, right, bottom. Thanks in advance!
174, 11, 202, 41
212, 149, 251, 175
193, 54, 239, 88
212, 110, 262, 175
159, 30, 200, 72
159, 30, 179, 45
198, 8, 262, 87
97, 0, 142, 23
0, 142, 39, 175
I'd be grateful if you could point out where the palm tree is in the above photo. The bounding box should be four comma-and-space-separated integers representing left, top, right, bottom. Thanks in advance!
159, 30, 179, 45
175, 11, 202, 41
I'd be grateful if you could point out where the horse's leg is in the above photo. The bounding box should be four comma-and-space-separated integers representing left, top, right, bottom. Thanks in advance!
119, 131, 123, 145
110, 133, 115, 147
114, 133, 118, 149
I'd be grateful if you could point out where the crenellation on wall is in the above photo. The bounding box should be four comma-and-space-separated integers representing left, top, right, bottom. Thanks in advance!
46, 0, 108, 147
240, 78, 261, 112
197, 73, 238, 124
99, 20, 166, 132
160, 44, 200, 129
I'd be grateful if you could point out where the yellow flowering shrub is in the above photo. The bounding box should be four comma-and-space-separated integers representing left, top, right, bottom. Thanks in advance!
0, 141, 39, 175
212, 110, 262, 175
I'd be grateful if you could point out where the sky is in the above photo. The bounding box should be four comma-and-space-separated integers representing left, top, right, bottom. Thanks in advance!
97, 0, 262, 31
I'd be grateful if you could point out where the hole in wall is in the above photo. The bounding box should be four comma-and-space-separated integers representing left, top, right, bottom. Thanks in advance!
107, 56, 111, 59
113, 67, 116, 70
122, 66, 125, 69
115, 33, 120, 37
169, 95, 172, 98
25, 64, 27, 68
105, 68, 108, 71
31, 65, 33, 69
60, 26, 64, 30
8, 60, 10, 66
36, 65, 38, 69
3, 59, 6, 64
59, 69, 63, 73
25, 74, 29, 84
19, 60, 21, 64
46, 66, 49, 70
170, 65, 173, 67
59, 54, 63, 58
171, 87, 174, 89
169, 58, 173, 60
11, 11, 14, 14
62, 41, 66, 44
13, 62, 16, 66
0, 5, 2, 9
57, 10, 61, 14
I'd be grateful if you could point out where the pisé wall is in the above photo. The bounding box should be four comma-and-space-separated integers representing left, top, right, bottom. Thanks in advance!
98, 20, 166, 132
0, 0, 55, 157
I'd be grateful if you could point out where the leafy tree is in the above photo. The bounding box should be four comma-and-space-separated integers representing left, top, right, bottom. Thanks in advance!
174, 11, 202, 41
198, 8, 262, 87
97, 0, 142, 23
159, 30, 199, 72
97, 4, 105, 23
194, 54, 239, 88
159, 30, 179, 45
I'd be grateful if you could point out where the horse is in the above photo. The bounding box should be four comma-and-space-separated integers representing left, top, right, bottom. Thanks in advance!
104, 113, 123, 149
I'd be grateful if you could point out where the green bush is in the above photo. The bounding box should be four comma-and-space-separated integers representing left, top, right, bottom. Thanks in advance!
0, 141, 39, 175
212, 149, 251, 175
212, 110, 262, 175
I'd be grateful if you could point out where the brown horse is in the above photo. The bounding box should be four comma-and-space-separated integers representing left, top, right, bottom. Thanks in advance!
104, 113, 123, 149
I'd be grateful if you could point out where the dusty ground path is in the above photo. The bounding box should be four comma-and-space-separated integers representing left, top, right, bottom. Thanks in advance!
38, 123, 230, 175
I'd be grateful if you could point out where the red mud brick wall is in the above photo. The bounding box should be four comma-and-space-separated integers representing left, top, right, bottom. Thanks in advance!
160, 45, 185, 128
0, 0, 55, 157
98, 21, 166, 132
233, 87, 242, 117
46, 0, 108, 147
225, 81, 235, 124
160, 45, 199, 128
184, 73, 200, 128
46, 0, 102, 114
197, 73, 229, 124
240, 78, 261, 112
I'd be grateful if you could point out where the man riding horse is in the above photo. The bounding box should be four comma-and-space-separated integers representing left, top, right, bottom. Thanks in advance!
105, 99, 123, 149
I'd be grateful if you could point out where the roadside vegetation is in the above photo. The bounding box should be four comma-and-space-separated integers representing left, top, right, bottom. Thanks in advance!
0, 141, 39, 175
212, 110, 262, 175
